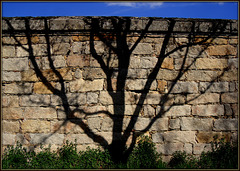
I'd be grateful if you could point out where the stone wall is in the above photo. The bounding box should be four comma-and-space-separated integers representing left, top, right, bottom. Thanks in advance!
2, 16, 238, 161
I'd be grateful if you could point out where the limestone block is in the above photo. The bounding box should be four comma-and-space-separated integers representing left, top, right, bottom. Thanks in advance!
21, 69, 39, 81
150, 118, 169, 131
2, 37, 16, 45
196, 132, 231, 143
3, 83, 32, 94
69, 79, 104, 92
21, 120, 50, 133
32, 44, 48, 56
192, 105, 224, 116
185, 70, 220, 81
174, 95, 186, 105
3, 134, 16, 145
2, 71, 21, 82
181, 117, 213, 131
65, 134, 94, 144
24, 107, 57, 119
196, 58, 228, 69
163, 131, 196, 143
127, 69, 149, 79
83, 68, 106, 80
134, 118, 151, 131
157, 80, 167, 93
174, 58, 196, 70
20, 95, 51, 106
16, 45, 29, 57
101, 117, 113, 131
140, 57, 158, 69
199, 82, 229, 93
169, 118, 180, 130
171, 81, 198, 94
2, 121, 19, 133
51, 93, 86, 106
207, 45, 237, 56
187, 93, 220, 104
51, 120, 85, 134
41, 68, 73, 81
67, 55, 88, 67
2, 58, 29, 71
184, 143, 193, 154
193, 143, 211, 155
221, 92, 238, 103
72, 42, 83, 53
156, 69, 180, 81
213, 119, 238, 131
51, 43, 70, 55
30, 133, 64, 145
87, 117, 102, 132
220, 70, 238, 81
2, 46, 15, 57
143, 105, 155, 117
87, 92, 99, 104
33, 82, 56, 94
157, 105, 191, 117
144, 92, 162, 104
152, 133, 164, 143
232, 104, 238, 116
132, 43, 153, 54
42, 55, 66, 69
156, 143, 184, 155
2, 107, 24, 120
126, 79, 157, 91
29, 19, 45, 30
161, 57, 174, 69
2, 95, 19, 107
49, 19, 67, 30
129, 56, 141, 68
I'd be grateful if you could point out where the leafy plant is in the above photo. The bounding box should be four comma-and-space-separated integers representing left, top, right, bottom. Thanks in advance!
127, 135, 165, 169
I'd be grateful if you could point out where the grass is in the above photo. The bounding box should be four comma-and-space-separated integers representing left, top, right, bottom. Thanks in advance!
2, 135, 238, 169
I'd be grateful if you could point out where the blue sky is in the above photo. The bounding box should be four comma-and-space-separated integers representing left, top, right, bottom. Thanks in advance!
2, 1, 238, 20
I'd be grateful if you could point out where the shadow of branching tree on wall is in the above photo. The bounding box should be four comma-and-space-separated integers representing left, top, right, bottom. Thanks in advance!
3, 17, 233, 163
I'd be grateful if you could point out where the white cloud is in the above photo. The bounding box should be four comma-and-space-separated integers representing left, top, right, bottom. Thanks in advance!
106, 2, 164, 9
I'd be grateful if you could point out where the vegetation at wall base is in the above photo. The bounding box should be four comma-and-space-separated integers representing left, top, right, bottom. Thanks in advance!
2, 136, 238, 169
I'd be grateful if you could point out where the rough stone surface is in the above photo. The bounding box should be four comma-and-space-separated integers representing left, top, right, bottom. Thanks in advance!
3, 58, 29, 71
187, 93, 220, 104
192, 105, 224, 116
163, 131, 196, 143
214, 119, 238, 131
180, 117, 213, 131
171, 82, 198, 94
21, 120, 51, 133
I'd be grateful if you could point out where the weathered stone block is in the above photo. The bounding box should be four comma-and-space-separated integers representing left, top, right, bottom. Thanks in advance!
30, 133, 64, 145
144, 92, 162, 104
2, 71, 21, 82
87, 117, 102, 132
193, 143, 211, 155
83, 68, 106, 80
2, 58, 29, 71
24, 107, 57, 119
161, 57, 174, 69
171, 82, 198, 94
174, 58, 196, 70
41, 68, 73, 81
2, 107, 24, 120
72, 42, 83, 53
67, 55, 90, 67
2, 95, 19, 107
51, 43, 70, 55
184, 143, 193, 154
42, 55, 66, 69
134, 118, 151, 131
101, 117, 113, 131
192, 105, 224, 116
140, 57, 158, 69
3, 83, 32, 94
2, 121, 19, 133
156, 143, 184, 155
150, 118, 169, 131
220, 70, 238, 81
86, 92, 98, 104
21, 120, 50, 133
196, 58, 228, 69
187, 93, 220, 104
65, 134, 94, 144
157, 80, 167, 93
20, 95, 51, 106
51, 93, 86, 106
33, 82, 56, 94
180, 117, 213, 131
157, 105, 191, 117
126, 79, 157, 91
185, 70, 220, 81
221, 92, 238, 103
157, 69, 180, 80
152, 133, 164, 143
213, 119, 238, 131
169, 118, 180, 130
32, 44, 48, 56
196, 132, 231, 143
127, 69, 148, 79
143, 105, 155, 117
3, 134, 16, 145
51, 120, 85, 134
69, 79, 104, 92
207, 45, 237, 56
199, 82, 229, 93
2, 46, 15, 57
132, 43, 153, 54
163, 131, 196, 143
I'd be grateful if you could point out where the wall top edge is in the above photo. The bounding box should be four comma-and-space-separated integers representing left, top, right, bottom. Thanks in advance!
2, 16, 238, 34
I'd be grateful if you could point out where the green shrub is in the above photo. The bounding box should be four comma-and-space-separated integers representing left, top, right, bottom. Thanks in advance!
198, 138, 238, 169
127, 135, 166, 169
2, 142, 31, 169
78, 147, 113, 169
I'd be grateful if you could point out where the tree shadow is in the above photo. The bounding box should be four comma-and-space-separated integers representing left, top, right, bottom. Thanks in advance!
2, 17, 232, 163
